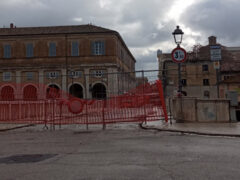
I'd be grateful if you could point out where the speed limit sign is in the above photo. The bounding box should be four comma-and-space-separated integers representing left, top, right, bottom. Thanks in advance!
171, 47, 187, 63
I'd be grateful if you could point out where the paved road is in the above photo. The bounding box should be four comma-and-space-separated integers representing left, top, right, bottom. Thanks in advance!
0, 127, 240, 180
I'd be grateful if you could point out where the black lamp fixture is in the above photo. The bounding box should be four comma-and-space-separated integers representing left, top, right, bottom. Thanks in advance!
172, 25, 184, 46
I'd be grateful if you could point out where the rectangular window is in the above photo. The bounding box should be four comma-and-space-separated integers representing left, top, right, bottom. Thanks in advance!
47, 72, 59, 79
94, 70, 104, 77
3, 72, 11, 81
91, 41, 105, 55
26, 43, 34, 58
224, 76, 231, 80
71, 42, 79, 56
4, 45, 11, 58
202, 64, 208, 72
49, 42, 56, 57
203, 79, 209, 86
69, 70, 82, 78
26, 72, 34, 80
181, 79, 187, 86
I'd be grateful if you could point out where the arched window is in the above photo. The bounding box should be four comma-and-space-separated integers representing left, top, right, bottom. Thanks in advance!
69, 84, 83, 98
91, 83, 106, 99
1, 86, 15, 100
46, 84, 60, 99
23, 85, 37, 100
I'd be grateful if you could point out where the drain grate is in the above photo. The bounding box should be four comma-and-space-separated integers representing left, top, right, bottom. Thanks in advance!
0, 154, 57, 164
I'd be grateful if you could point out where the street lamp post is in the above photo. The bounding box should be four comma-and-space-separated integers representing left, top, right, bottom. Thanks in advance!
171, 25, 186, 123
172, 25, 184, 95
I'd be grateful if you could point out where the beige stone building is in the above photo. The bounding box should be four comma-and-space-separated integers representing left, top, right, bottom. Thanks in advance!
0, 24, 136, 100
158, 36, 240, 100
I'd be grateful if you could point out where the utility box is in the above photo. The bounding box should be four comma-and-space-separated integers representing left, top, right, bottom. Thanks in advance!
226, 91, 238, 106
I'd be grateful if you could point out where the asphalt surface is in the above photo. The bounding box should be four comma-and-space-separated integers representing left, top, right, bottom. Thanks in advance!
0, 126, 240, 180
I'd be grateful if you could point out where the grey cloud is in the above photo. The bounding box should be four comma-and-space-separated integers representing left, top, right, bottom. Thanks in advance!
135, 51, 158, 71
118, 0, 177, 47
181, 0, 240, 45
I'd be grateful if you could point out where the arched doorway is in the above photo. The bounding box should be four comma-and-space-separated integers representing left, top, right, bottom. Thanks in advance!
46, 84, 60, 99
69, 84, 83, 99
23, 85, 37, 100
92, 83, 106, 99
1, 86, 15, 100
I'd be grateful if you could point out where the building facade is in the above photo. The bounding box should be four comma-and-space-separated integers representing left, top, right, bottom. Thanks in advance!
0, 24, 136, 100
158, 36, 240, 100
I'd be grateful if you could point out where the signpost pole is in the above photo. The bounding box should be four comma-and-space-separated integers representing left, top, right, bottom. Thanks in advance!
210, 45, 222, 98
178, 63, 182, 94
172, 25, 185, 122
217, 69, 220, 98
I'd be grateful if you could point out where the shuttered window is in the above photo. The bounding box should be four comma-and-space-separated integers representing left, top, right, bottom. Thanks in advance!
47, 72, 59, 79
91, 41, 105, 55
4, 45, 11, 58
71, 42, 79, 56
3, 72, 11, 81
26, 72, 34, 80
49, 42, 56, 57
26, 43, 34, 58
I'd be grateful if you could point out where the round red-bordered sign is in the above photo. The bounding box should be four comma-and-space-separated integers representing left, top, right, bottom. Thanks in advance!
68, 98, 84, 114
171, 47, 187, 63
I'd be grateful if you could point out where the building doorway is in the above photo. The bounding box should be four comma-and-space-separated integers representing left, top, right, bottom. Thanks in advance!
23, 85, 38, 100
1, 86, 15, 100
69, 84, 83, 99
46, 84, 60, 99
91, 83, 106, 99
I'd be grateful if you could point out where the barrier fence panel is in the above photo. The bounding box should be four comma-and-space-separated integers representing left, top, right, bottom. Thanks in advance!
0, 70, 168, 126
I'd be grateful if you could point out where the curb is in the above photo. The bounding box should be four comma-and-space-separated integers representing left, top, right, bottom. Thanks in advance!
0, 124, 35, 132
139, 123, 240, 138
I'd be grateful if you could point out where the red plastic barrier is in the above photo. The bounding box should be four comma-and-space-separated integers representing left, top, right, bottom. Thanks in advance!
0, 80, 168, 125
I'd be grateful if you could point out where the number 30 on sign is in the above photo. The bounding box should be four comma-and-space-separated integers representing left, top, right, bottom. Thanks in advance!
171, 47, 187, 63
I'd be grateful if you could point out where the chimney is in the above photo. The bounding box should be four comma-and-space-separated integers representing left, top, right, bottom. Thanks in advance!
10, 23, 14, 28
208, 36, 217, 45
157, 49, 162, 58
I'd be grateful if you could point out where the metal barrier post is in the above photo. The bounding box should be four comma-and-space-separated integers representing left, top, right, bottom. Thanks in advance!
86, 101, 89, 130
102, 100, 106, 130
142, 70, 147, 124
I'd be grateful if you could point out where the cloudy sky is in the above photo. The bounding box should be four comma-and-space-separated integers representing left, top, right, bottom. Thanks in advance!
0, 0, 240, 70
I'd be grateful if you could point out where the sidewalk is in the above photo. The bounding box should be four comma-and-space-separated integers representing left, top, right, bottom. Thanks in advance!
0, 124, 35, 132
145, 120, 240, 137
1, 121, 240, 137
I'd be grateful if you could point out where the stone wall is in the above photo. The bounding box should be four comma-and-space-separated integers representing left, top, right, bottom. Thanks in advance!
172, 97, 230, 122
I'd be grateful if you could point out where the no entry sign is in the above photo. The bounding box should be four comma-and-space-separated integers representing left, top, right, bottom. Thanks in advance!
171, 47, 187, 63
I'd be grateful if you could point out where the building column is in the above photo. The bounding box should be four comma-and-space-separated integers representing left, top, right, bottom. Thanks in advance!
38, 70, 45, 99
84, 68, 90, 99
61, 69, 67, 98
16, 71, 22, 99
107, 68, 118, 96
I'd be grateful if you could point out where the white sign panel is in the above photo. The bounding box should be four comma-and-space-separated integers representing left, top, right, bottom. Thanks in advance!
210, 45, 221, 61
213, 61, 220, 69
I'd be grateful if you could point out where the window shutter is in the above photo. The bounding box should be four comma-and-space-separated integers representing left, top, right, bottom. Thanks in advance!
47, 72, 51, 78
4, 45, 11, 58
53, 43, 56, 56
4, 46, 7, 58
102, 41, 105, 55
72, 42, 79, 56
26, 44, 33, 57
91, 42, 95, 55
49, 43, 56, 56
56, 72, 59, 78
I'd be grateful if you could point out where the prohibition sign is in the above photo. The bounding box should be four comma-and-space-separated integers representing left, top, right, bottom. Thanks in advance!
171, 47, 187, 63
